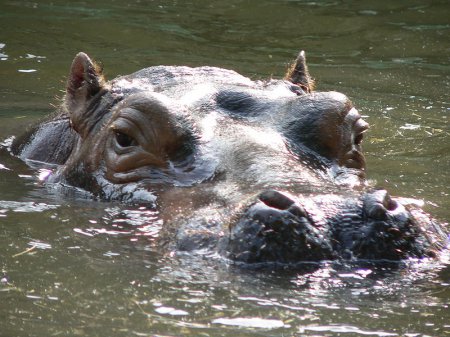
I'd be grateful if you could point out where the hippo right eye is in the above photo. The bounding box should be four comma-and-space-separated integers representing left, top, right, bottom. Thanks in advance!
114, 131, 137, 148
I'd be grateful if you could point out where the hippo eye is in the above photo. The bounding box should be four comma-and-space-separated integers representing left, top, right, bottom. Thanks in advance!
114, 131, 137, 148
354, 133, 364, 145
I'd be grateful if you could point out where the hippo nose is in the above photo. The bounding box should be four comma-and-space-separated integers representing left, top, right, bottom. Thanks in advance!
363, 189, 408, 222
355, 189, 436, 260
226, 190, 333, 263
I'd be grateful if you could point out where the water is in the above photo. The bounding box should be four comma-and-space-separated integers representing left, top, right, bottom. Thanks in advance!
0, 0, 449, 336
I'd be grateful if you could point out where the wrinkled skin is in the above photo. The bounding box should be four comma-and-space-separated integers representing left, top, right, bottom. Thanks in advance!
11, 51, 448, 265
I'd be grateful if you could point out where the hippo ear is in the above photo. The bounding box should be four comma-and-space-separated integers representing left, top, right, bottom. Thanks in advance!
285, 50, 315, 93
65, 52, 105, 136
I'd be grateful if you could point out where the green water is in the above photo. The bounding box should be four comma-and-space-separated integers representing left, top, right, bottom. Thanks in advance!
0, 1, 449, 336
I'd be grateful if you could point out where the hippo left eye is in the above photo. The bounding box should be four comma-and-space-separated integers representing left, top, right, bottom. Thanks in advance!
114, 131, 137, 148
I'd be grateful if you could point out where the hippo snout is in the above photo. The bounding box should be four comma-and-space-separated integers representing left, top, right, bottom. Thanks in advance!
226, 189, 444, 264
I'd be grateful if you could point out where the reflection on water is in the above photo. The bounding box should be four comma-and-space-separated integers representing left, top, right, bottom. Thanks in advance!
4, 192, 447, 336
0, 200, 59, 212
0, 0, 449, 336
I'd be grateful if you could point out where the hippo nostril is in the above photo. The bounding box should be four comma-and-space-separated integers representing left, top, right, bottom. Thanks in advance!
259, 190, 295, 210
383, 194, 398, 211
363, 190, 393, 221
287, 204, 307, 218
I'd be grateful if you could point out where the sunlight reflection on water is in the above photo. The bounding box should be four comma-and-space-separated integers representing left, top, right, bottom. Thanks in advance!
0, 200, 59, 212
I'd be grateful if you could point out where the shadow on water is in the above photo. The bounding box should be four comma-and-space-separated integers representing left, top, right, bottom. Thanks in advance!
0, 0, 449, 336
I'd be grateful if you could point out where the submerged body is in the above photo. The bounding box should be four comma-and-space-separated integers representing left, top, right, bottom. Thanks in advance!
11, 52, 448, 264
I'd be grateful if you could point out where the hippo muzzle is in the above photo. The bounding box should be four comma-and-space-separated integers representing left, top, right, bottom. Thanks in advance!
227, 189, 446, 264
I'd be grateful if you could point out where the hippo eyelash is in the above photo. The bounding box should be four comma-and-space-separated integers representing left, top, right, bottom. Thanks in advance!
114, 131, 137, 148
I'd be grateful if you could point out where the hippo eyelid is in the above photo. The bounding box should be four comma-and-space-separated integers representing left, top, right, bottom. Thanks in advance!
354, 118, 369, 132
353, 117, 369, 145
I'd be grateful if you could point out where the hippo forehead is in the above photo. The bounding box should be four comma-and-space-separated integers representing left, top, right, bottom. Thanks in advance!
109, 65, 256, 98
110, 90, 182, 119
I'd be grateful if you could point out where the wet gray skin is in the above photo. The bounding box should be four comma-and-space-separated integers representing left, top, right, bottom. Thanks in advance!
11, 52, 448, 265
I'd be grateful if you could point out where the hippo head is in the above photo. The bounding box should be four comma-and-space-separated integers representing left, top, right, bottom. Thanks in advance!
36, 52, 447, 263
57, 53, 368, 189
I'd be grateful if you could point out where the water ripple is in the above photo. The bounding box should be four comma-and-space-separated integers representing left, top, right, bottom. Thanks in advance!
0, 200, 59, 213
301, 325, 397, 336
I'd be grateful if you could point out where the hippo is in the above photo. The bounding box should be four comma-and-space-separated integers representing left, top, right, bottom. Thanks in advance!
10, 51, 448, 265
